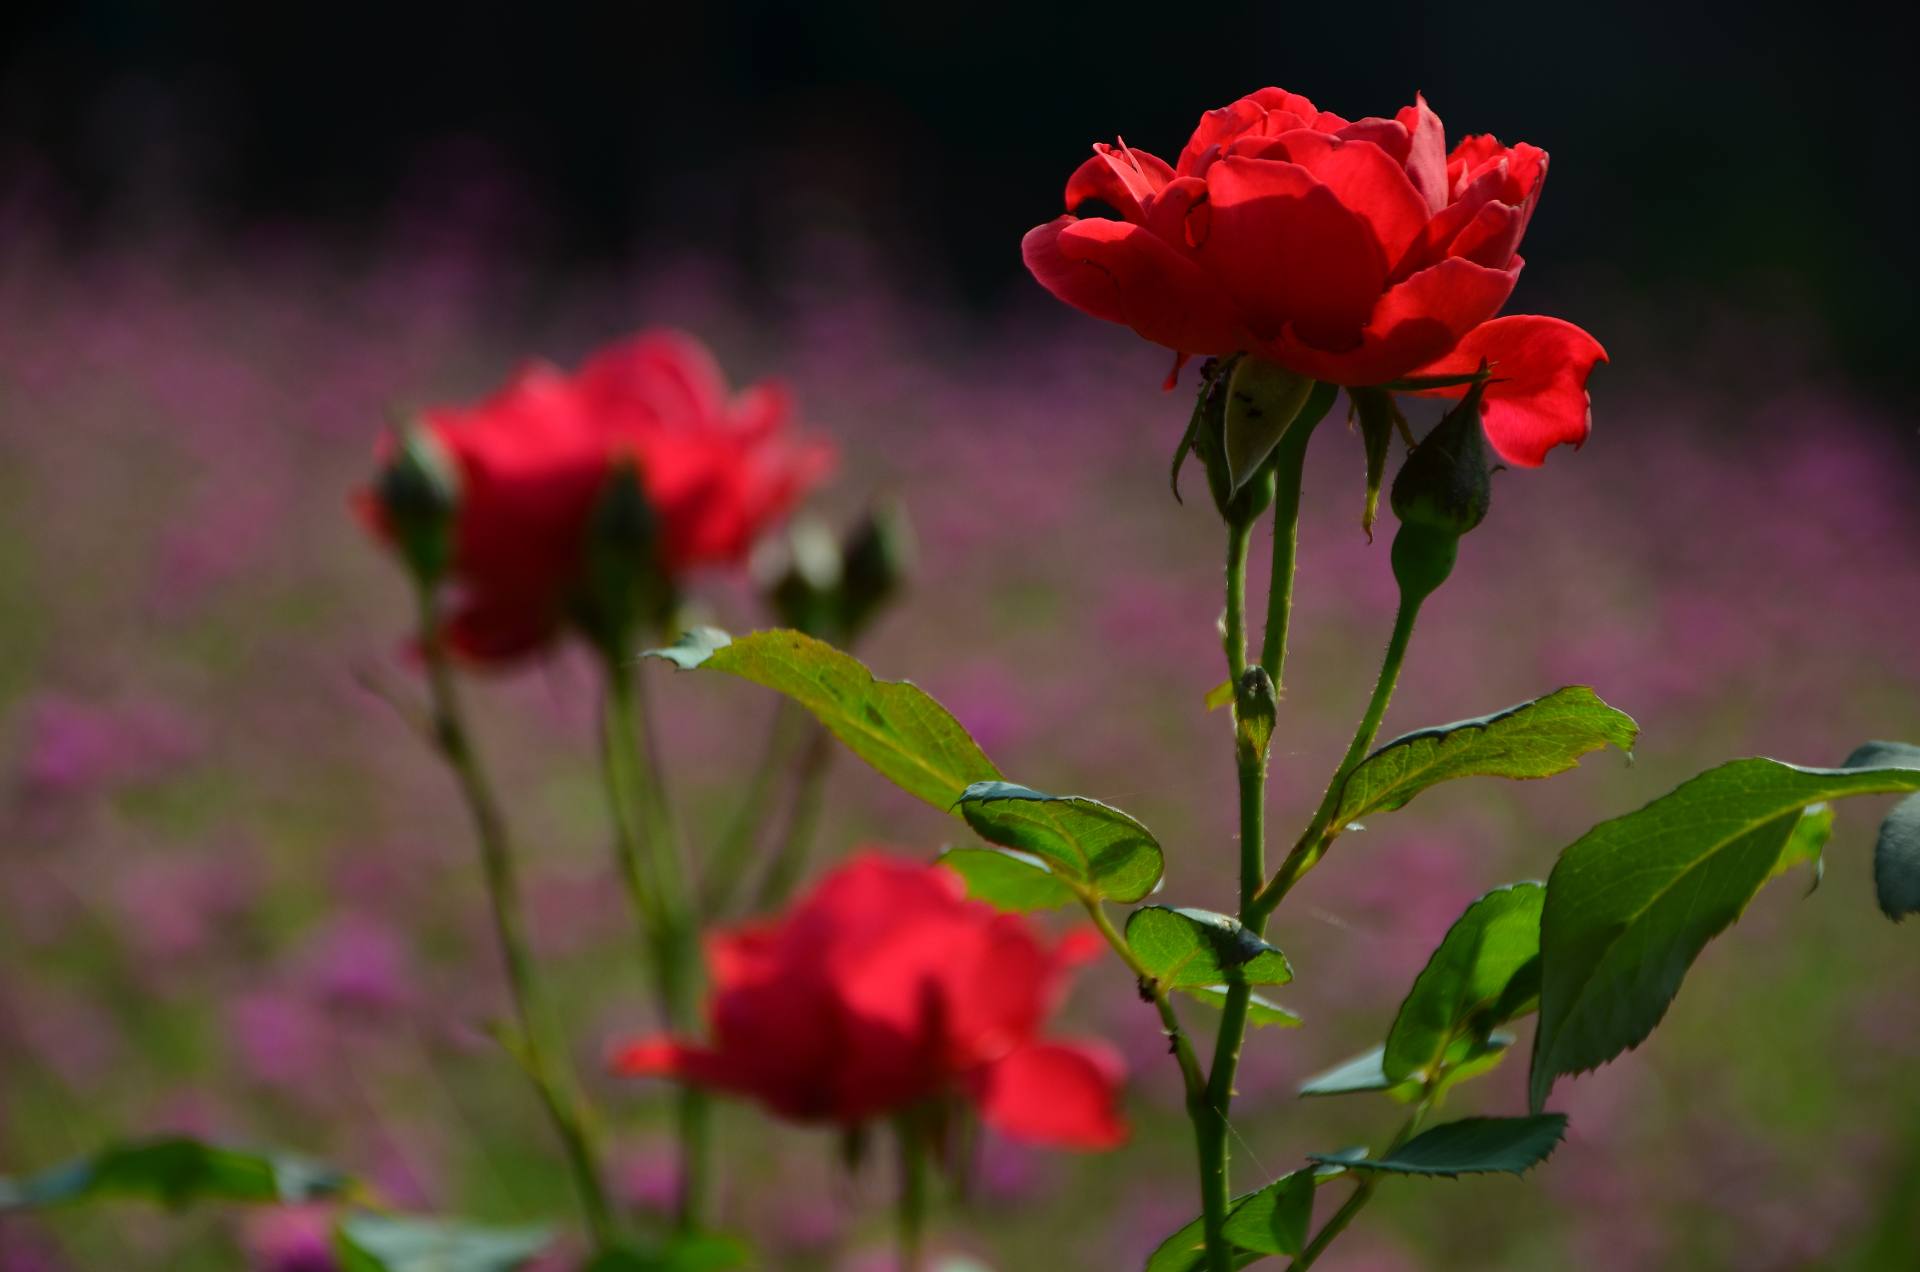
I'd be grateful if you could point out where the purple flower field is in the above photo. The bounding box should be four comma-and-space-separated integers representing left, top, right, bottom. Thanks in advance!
2, 195, 1918, 1270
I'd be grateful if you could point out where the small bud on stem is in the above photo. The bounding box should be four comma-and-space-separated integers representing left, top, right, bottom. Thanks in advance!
374, 425, 460, 588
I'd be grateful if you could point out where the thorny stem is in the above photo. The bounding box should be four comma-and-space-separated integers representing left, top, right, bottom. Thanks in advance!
1196, 521, 1269, 1272
1222, 518, 1253, 680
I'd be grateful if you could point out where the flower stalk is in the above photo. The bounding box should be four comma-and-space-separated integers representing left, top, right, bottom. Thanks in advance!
600, 652, 711, 1230
414, 584, 614, 1248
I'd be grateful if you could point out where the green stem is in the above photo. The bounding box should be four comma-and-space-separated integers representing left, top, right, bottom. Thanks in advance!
415, 588, 613, 1248
1258, 418, 1314, 689
1289, 1101, 1431, 1271
896, 1111, 930, 1272
751, 724, 835, 910
1081, 900, 1207, 1098
698, 701, 802, 916
1223, 518, 1253, 679
1196, 521, 1269, 1272
601, 654, 710, 1231
1251, 589, 1423, 926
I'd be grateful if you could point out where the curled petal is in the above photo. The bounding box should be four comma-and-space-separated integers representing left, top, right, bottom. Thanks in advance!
1264, 255, 1519, 386
1446, 200, 1527, 271
1021, 216, 1245, 355
1448, 136, 1547, 204
1065, 143, 1174, 221
1397, 156, 1538, 277
1405, 314, 1608, 466
1333, 115, 1410, 163
1176, 87, 1339, 177
1394, 94, 1449, 212
1203, 156, 1386, 350
972, 1041, 1128, 1150
1141, 176, 1211, 251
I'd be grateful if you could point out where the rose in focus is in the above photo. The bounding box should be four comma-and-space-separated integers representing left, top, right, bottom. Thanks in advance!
610, 853, 1127, 1149
359, 329, 831, 661
1023, 86, 1606, 466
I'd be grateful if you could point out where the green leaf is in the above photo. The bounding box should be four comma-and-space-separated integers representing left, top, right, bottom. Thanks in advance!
1220, 1169, 1315, 1255
1145, 1169, 1318, 1271
938, 847, 1077, 911
1531, 747, 1920, 1112
1222, 358, 1315, 495
1383, 883, 1544, 1085
1763, 803, 1833, 893
0, 1138, 350, 1211
1311, 1115, 1567, 1178
1299, 1046, 1399, 1098
1875, 793, 1920, 920
1183, 985, 1303, 1028
1351, 387, 1398, 539
334, 1215, 552, 1272
1332, 688, 1637, 829
1125, 907, 1292, 990
958, 782, 1163, 903
1298, 1036, 1516, 1101
648, 628, 1000, 810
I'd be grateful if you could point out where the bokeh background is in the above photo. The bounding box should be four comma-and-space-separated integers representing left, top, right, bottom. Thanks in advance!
2, 3, 1917, 1269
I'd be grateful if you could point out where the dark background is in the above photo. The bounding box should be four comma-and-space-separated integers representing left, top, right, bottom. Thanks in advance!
1, 2, 1910, 385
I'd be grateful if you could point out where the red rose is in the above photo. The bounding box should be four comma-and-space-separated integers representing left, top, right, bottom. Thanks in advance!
1022, 87, 1606, 466
361, 330, 832, 662
610, 852, 1127, 1150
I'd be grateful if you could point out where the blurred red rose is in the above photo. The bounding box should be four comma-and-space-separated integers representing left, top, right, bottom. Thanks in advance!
1023, 87, 1606, 466
610, 852, 1127, 1150
360, 329, 831, 661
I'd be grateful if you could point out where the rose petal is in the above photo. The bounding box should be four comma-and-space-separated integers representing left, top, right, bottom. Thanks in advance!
1203, 156, 1386, 350
1263, 255, 1519, 386
972, 1041, 1128, 1150
1269, 129, 1430, 268
1395, 94, 1450, 212
1446, 200, 1527, 271
1177, 87, 1331, 176
1404, 314, 1608, 466
1066, 143, 1174, 221
1021, 215, 1245, 355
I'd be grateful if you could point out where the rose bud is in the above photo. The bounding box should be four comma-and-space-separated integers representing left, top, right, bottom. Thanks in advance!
766, 516, 845, 637
578, 454, 671, 654
1388, 377, 1493, 600
1390, 376, 1494, 536
370, 425, 460, 588
836, 498, 913, 641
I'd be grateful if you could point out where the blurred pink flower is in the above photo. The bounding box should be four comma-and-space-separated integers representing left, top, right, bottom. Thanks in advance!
243, 1205, 339, 1272
294, 913, 417, 1016
11, 694, 198, 798
114, 853, 259, 964
226, 991, 333, 1094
